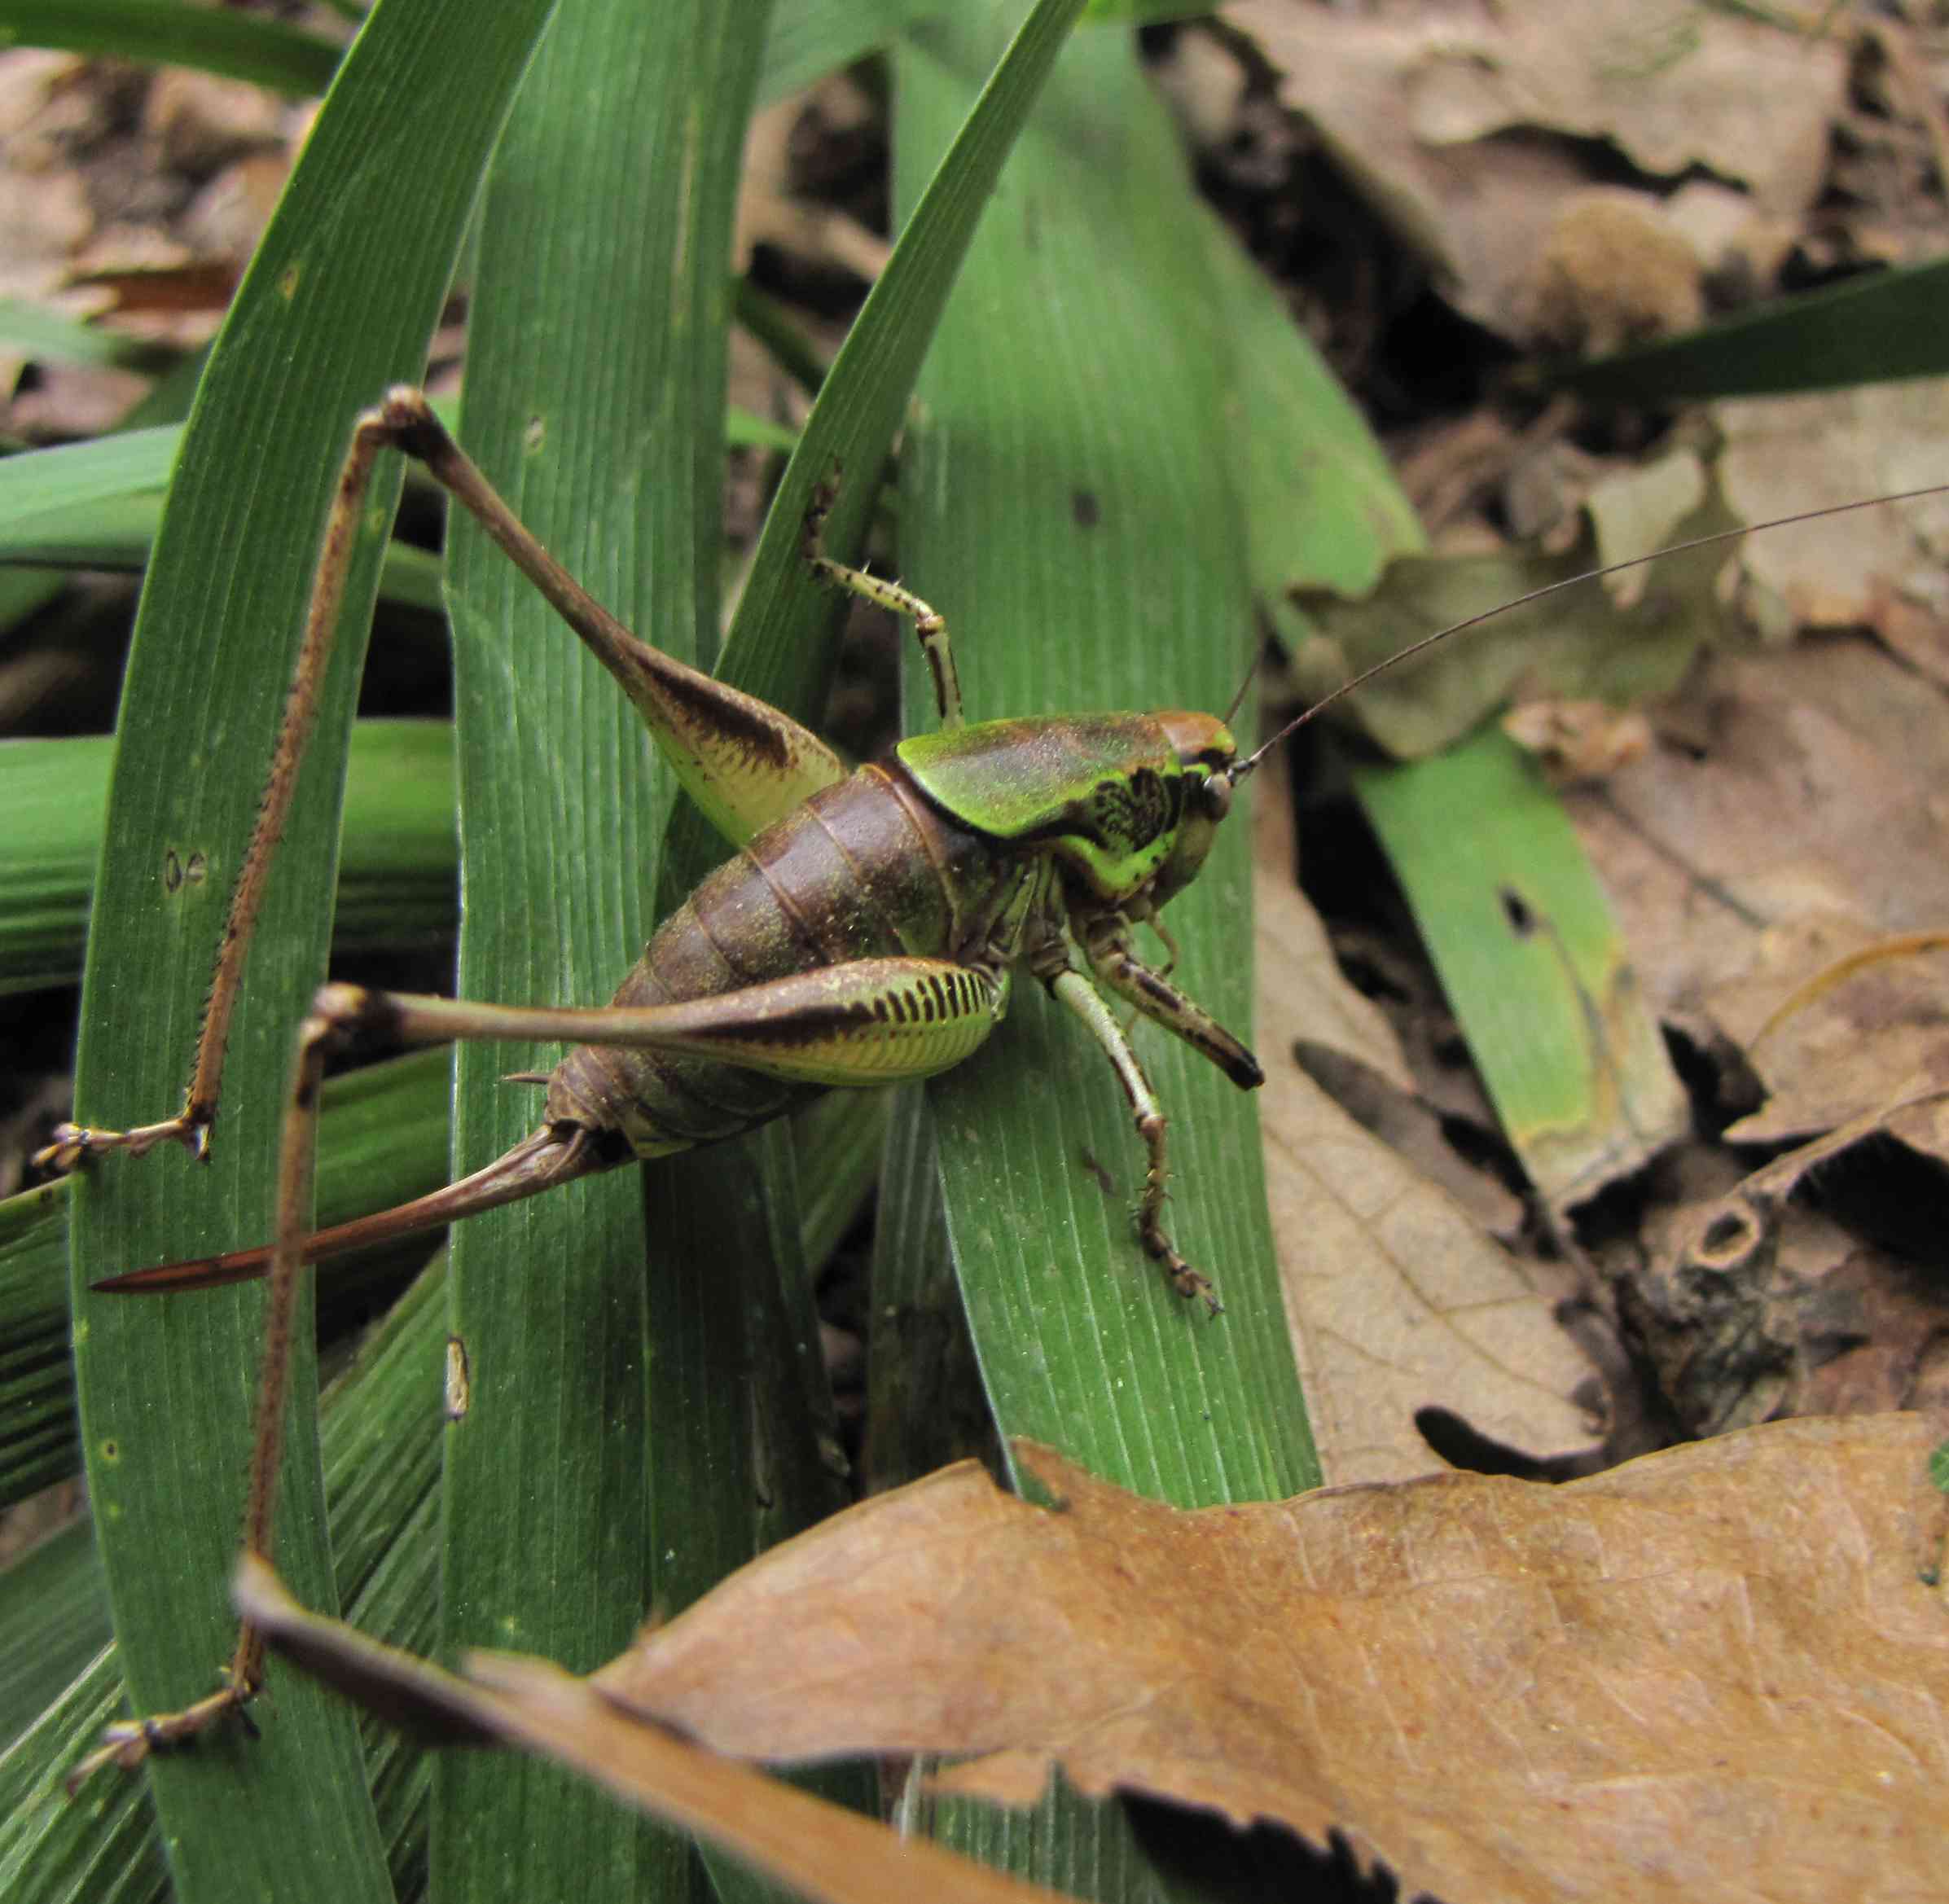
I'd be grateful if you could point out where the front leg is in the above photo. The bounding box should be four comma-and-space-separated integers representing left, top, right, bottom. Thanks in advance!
1075, 910, 1263, 1090
1043, 967, 1223, 1315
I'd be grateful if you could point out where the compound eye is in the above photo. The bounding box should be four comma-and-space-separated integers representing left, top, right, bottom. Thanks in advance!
1197, 772, 1232, 822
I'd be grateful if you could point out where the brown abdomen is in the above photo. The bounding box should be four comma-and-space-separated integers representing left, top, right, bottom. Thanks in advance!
545, 761, 1012, 1152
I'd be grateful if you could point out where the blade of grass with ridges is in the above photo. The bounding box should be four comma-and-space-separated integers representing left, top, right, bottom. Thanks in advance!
1554, 254, 1949, 404
435, 4, 770, 1902
0, 0, 942, 112
894, 13, 1318, 1513
0, 1524, 107, 1748
2, 1052, 450, 1511
0, 1260, 449, 1904
61, 3, 555, 1897
1353, 726, 1688, 1215
0, 722, 454, 994
0, 0, 343, 95
710, 0, 1091, 749
887, 15, 1351, 1893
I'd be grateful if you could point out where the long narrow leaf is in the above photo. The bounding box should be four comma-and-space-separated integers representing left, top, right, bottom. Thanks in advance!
1354, 729, 1688, 1213
0, 722, 454, 994
889, 17, 1332, 1893
1, 1260, 450, 1904
436, 7, 771, 1902
0, 0, 343, 95
1556, 255, 1949, 404
61, 4, 555, 1898
897, 13, 1318, 1512
1, 1050, 451, 1512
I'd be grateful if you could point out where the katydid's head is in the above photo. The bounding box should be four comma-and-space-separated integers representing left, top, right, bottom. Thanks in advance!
1148, 711, 1239, 910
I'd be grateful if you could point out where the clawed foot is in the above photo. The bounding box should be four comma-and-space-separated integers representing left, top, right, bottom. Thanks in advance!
64, 1670, 258, 1794
1150, 1231, 1223, 1318
1137, 1188, 1223, 1317
33, 1109, 211, 1177
1134, 1121, 1223, 1316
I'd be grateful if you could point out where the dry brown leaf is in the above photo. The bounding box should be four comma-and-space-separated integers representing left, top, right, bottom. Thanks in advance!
595, 1420, 1949, 1904
1288, 1038, 1525, 1241
1223, 0, 1846, 335
235, 1560, 1080, 1904
1272, 1107, 1609, 1482
1564, 639, 1949, 1018
1715, 388, 1949, 635
1502, 698, 1653, 783
1261, 1021, 1602, 1486
1253, 777, 1597, 1482
1871, 593, 1949, 692
1709, 914, 1949, 1168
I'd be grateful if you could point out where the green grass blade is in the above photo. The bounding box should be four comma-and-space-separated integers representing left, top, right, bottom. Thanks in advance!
0, 498, 446, 612
1, 1261, 449, 1904
0, 419, 730, 608
0, 430, 176, 526
894, 15, 1319, 1503
1354, 726, 1688, 1213
0, 1668, 165, 1904
436, 5, 770, 1902
0, 1524, 109, 1748
0, 0, 344, 95
0, 1048, 451, 1513
60, 2, 555, 1897
0, 302, 178, 375
885, 20, 1363, 1892
1554, 254, 1949, 404
756, 0, 944, 100
716, 0, 1091, 734
0, 722, 454, 994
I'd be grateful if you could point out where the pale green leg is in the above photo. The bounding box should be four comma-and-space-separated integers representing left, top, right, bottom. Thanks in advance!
1047, 968, 1219, 1314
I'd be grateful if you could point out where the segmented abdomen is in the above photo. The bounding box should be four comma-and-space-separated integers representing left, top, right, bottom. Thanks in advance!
545, 761, 1012, 1154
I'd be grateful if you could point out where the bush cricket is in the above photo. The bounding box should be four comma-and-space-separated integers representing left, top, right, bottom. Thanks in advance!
46, 387, 1945, 1783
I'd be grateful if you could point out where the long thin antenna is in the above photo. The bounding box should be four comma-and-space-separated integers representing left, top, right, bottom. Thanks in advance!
1228, 483, 1949, 783
1221, 647, 1258, 726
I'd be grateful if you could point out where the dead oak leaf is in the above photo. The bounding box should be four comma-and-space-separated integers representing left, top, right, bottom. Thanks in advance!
233, 1561, 1081, 1904
1223, 0, 1845, 335
1708, 912, 1949, 1169
596, 1417, 1949, 1904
